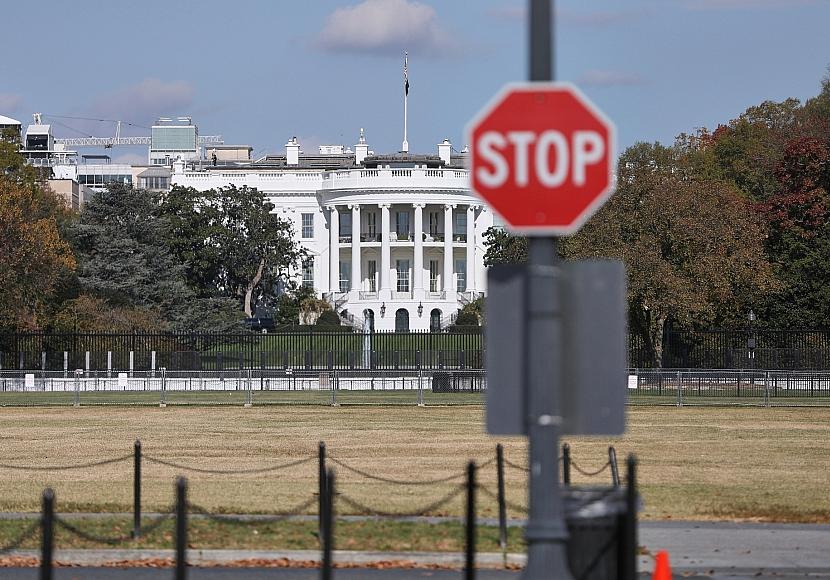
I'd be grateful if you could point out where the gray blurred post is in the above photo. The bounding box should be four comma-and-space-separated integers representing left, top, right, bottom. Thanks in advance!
107, 351, 112, 378
523, 1, 572, 576
151, 350, 156, 378
129, 350, 134, 378
330, 370, 338, 406
85, 351, 90, 373
41, 488, 55, 580
63, 352, 68, 378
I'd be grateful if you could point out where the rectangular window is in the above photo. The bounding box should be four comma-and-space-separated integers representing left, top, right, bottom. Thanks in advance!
455, 259, 466, 292
454, 212, 467, 239
301, 213, 314, 238
396, 259, 410, 293
429, 211, 440, 236
396, 211, 410, 240
302, 258, 314, 288
341, 213, 352, 239
367, 260, 377, 292
367, 212, 377, 238
339, 262, 351, 293
429, 260, 439, 293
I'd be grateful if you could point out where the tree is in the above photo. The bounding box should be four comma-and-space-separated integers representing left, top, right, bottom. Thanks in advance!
160, 185, 303, 317
564, 143, 778, 367
482, 226, 528, 266
71, 184, 243, 333
0, 141, 76, 330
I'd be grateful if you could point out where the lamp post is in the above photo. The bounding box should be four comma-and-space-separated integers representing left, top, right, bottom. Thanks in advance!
747, 309, 756, 371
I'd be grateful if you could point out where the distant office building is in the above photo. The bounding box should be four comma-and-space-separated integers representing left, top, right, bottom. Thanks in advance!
0, 114, 22, 143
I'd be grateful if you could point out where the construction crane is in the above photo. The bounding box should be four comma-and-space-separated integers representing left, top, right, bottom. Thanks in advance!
40, 113, 223, 148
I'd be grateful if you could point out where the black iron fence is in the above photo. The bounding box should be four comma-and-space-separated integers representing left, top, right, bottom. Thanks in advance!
5, 328, 830, 371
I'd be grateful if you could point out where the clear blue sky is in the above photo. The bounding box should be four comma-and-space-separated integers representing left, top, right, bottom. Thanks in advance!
2, 0, 828, 163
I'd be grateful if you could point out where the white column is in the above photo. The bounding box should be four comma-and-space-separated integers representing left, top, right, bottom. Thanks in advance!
329, 206, 340, 293
443, 204, 454, 295
350, 204, 361, 293
413, 203, 424, 298
465, 205, 476, 292
379, 204, 391, 298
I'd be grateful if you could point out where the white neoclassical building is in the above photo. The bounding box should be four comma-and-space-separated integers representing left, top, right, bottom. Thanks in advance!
171, 131, 493, 332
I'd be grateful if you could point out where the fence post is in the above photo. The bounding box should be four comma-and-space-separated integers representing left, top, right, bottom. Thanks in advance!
175, 477, 187, 580
129, 350, 134, 378
330, 371, 338, 407
676, 370, 683, 407
73, 369, 81, 407
623, 455, 638, 580
562, 443, 571, 486
322, 467, 335, 580
496, 444, 508, 567
764, 371, 770, 408
417, 366, 424, 406
609, 446, 620, 487
107, 351, 112, 378
85, 351, 90, 373
41, 487, 54, 580
318, 441, 327, 545
465, 460, 476, 580
132, 440, 142, 539
159, 367, 167, 407
63, 352, 68, 379
244, 368, 253, 407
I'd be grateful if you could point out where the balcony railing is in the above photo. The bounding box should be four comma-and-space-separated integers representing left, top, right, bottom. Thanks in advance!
361, 233, 381, 242
392, 291, 412, 300
358, 291, 378, 300
339, 235, 352, 243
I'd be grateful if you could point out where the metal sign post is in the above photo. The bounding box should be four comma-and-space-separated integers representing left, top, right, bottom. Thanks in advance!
523, 2, 571, 578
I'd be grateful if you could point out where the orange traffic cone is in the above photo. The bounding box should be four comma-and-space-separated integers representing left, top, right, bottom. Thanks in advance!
652, 550, 672, 580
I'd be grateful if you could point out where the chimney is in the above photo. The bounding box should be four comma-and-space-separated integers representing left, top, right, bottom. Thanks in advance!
286, 136, 300, 165
355, 128, 369, 165
438, 138, 452, 165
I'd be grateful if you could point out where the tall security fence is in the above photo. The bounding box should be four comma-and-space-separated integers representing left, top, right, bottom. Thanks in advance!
633, 328, 830, 370
5, 328, 830, 372
0, 330, 483, 372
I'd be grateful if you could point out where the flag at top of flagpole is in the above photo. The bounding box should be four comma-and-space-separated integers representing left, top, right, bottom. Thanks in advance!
404, 52, 409, 96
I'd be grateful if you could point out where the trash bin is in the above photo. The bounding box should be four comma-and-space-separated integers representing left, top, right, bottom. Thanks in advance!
563, 486, 637, 580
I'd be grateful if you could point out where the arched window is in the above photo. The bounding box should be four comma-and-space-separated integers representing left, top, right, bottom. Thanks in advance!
395, 308, 410, 333
363, 309, 375, 332
430, 309, 442, 332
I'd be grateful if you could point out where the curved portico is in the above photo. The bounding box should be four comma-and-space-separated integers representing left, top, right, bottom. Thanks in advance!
319, 166, 486, 331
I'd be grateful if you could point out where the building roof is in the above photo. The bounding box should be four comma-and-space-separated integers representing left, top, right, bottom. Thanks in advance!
26, 124, 51, 135
137, 167, 172, 178
0, 115, 21, 125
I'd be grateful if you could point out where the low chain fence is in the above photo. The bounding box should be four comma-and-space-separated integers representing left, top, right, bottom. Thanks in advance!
0, 440, 632, 579
0, 368, 486, 407
628, 369, 830, 406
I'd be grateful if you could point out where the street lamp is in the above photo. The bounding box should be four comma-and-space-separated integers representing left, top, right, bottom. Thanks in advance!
380, 302, 386, 317
417, 302, 424, 317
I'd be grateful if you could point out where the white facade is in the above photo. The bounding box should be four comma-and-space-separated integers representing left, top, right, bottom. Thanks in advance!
171, 134, 491, 331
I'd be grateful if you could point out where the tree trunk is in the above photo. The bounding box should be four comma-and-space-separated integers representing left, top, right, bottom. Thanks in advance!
243, 258, 266, 318
651, 315, 666, 369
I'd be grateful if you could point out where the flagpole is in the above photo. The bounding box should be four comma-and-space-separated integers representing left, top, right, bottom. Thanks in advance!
402, 51, 409, 153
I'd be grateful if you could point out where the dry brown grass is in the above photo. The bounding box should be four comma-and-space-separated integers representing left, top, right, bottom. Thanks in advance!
0, 406, 827, 522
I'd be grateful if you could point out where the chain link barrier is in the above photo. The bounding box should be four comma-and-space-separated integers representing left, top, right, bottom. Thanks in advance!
143, 455, 314, 475
187, 497, 317, 525
54, 509, 175, 545
0, 454, 133, 472
328, 456, 493, 486
338, 484, 467, 517
477, 484, 529, 514
0, 519, 41, 554
569, 459, 611, 478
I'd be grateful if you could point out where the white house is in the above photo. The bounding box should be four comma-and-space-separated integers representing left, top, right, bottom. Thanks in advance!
171, 130, 492, 332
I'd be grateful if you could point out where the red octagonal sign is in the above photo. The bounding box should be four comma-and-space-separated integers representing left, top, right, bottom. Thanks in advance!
467, 82, 616, 235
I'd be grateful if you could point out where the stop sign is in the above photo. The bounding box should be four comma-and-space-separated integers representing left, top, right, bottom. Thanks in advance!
467, 83, 616, 235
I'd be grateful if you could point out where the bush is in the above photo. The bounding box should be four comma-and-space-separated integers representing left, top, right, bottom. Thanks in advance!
316, 309, 342, 327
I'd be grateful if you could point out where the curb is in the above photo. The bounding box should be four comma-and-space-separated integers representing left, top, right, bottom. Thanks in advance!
2, 549, 527, 569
